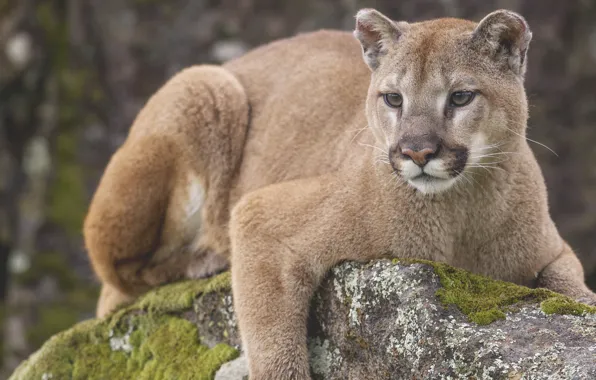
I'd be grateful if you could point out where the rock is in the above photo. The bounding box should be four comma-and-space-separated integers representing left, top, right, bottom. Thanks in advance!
309, 261, 596, 379
214, 356, 248, 380
8, 260, 596, 380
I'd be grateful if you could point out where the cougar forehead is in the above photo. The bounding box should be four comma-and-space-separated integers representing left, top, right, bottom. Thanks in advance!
386, 19, 475, 74
372, 17, 524, 111
375, 19, 482, 95
374, 20, 484, 145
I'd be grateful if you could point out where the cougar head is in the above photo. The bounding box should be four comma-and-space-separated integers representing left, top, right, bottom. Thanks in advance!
354, 8, 532, 194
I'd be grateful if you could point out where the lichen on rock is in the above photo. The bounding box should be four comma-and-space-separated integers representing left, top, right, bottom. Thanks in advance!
310, 260, 596, 379
9, 260, 596, 380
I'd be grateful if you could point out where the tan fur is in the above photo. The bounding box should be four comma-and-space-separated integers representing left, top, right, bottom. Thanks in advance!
83, 8, 596, 379
84, 65, 249, 309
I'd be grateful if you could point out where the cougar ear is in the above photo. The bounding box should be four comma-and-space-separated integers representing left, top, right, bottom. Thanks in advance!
471, 10, 532, 76
354, 8, 407, 70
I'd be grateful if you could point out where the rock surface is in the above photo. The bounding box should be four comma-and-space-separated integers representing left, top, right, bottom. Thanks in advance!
214, 356, 249, 380
9, 260, 596, 380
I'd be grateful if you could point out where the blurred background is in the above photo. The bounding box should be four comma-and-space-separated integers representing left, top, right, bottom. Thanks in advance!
0, 0, 595, 376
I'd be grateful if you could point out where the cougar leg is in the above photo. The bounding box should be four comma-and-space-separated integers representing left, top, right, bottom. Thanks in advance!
230, 175, 382, 380
186, 248, 230, 279
537, 242, 596, 305
84, 65, 249, 310
97, 283, 136, 318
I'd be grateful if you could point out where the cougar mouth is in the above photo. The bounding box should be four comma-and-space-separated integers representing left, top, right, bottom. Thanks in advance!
408, 173, 457, 194
389, 141, 470, 194
411, 172, 436, 180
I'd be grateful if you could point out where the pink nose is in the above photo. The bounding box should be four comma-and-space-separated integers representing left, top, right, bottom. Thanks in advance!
401, 147, 437, 166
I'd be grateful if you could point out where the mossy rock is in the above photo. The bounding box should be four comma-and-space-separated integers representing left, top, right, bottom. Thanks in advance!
310, 260, 596, 379
10, 260, 596, 380
9, 272, 238, 380
416, 259, 596, 324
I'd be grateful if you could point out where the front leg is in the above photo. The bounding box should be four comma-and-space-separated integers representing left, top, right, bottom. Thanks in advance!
537, 242, 596, 305
229, 175, 384, 380
230, 231, 322, 380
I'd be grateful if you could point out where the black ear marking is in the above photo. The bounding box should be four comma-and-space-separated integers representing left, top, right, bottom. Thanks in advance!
353, 8, 408, 71
471, 10, 532, 76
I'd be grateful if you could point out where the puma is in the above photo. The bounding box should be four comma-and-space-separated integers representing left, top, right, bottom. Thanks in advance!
83, 8, 596, 379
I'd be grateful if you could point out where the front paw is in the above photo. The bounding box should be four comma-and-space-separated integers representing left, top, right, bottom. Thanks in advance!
186, 248, 229, 279
248, 355, 311, 380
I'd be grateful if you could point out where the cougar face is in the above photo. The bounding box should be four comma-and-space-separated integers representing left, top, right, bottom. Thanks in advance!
374, 38, 487, 194
356, 12, 531, 194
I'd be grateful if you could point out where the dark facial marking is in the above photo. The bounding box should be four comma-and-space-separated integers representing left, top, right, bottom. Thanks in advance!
448, 147, 469, 177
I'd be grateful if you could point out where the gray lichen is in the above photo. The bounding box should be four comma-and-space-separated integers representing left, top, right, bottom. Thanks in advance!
9, 260, 596, 380
312, 260, 596, 379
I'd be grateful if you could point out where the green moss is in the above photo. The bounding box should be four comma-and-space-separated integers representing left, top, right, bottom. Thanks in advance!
9, 274, 238, 380
468, 309, 506, 325
11, 315, 238, 380
540, 297, 596, 316
130, 271, 231, 315
399, 259, 596, 325
130, 319, 238, 380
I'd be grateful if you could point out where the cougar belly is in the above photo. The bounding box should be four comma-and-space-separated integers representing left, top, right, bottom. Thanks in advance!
172, 171, 229, 280
139, 171, 221, 285
185, 174, 229, 279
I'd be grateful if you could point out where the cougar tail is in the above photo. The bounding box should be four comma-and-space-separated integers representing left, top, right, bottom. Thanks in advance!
83, 65, 250, 315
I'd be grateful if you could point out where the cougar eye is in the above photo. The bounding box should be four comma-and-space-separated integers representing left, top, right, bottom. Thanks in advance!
383, 93, 403, 108
450, 91, 475, 107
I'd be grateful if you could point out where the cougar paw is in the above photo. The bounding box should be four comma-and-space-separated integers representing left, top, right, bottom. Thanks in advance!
186, 248, 229, 279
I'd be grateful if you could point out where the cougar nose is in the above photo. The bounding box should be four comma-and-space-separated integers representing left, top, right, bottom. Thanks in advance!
400, 145, 439, 167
